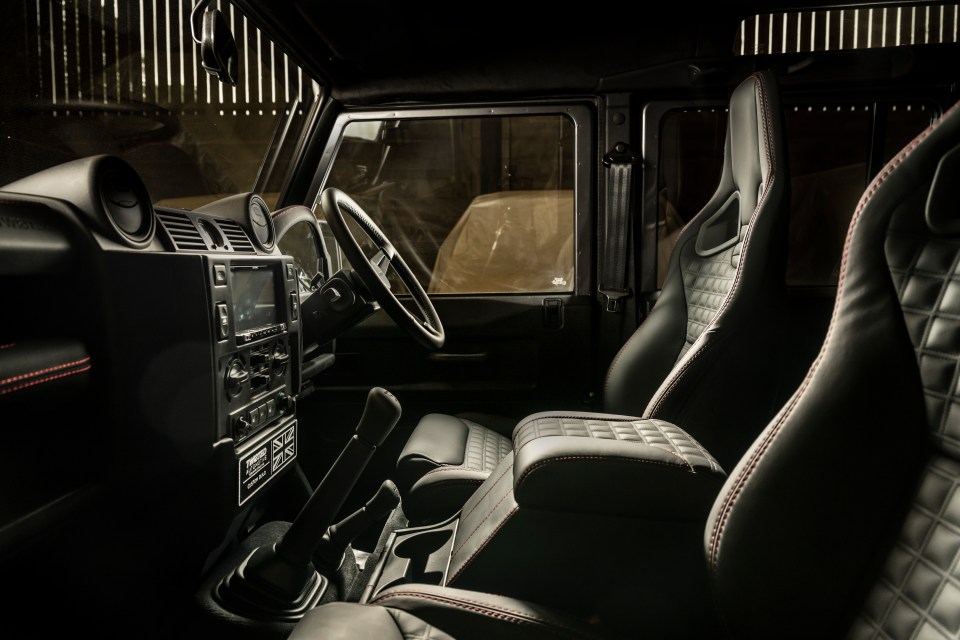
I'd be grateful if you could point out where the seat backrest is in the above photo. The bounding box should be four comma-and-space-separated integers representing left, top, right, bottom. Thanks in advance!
707, 99, 960, 639
605, 70, 790, 468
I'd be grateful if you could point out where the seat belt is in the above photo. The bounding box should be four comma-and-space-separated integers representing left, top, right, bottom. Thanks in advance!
594, 140, 638, 396
597, 142, 637, 314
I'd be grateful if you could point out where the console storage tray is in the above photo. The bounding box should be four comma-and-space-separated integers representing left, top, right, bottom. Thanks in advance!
360, 517, 458, 602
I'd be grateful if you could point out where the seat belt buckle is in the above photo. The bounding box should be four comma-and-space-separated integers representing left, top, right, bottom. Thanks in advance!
598, 288, 630, 313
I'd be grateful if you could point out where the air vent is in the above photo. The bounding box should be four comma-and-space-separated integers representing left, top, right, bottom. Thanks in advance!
216, 219, 257, 254
156, 210, 206, 251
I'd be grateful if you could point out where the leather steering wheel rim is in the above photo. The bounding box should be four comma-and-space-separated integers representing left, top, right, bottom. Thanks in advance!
319, 187, 445, 350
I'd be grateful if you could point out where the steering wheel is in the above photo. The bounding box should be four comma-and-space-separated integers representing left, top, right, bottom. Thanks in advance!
319, 187, 445, 350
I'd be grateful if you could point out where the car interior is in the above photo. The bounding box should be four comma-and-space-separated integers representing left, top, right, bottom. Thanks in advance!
2, 1, 960, 639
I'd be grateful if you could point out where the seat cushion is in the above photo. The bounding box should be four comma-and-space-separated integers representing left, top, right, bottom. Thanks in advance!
396, 413, 513, 523
290, 601, 455, 640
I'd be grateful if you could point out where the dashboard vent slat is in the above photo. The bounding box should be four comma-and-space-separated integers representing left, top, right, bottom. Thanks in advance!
216, 219, 256, 254
156, 211, 207, 250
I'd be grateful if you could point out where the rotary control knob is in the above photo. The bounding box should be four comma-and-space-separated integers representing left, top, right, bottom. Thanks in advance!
226, 359, 249, 397
272, 344, 290, 375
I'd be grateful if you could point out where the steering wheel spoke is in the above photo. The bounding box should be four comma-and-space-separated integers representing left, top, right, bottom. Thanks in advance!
370, 249, 392, 276
319, 188, 445, 350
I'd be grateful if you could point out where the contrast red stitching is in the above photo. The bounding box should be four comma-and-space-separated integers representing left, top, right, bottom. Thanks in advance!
0, 343, 15, 350
459, 461, 512, 521
707, 99, 960, 570
0, 365, 91, 395
371, 591, 576, 637
447, 506, 519, 585
0, 357, 91, 385
271, 206, 307, 221
647, 73, 776, 417
421, 466, 483, 478
450, 487, 514, 560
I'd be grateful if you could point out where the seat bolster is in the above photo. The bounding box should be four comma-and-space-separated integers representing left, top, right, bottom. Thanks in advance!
456, 412, 519, 437
290, 601, 457, 640
371, 584, 607, 640
403, 467, 490, 523
513, 428, 725, 520
396, 413, 471, 493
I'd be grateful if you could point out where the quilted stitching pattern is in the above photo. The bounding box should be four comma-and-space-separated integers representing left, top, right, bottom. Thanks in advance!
387, 608, 456, 640
462, 421, 512, 473
847, 456, 960, 640
513, 416, 721, 473
678, 226, 745, 360
887, 225, 960, 452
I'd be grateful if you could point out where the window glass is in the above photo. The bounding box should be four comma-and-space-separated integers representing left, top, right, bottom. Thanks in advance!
319, 115, 575, 295
1, 0, 320, 210
656, 101, 933, 288
656, 109, 727, 287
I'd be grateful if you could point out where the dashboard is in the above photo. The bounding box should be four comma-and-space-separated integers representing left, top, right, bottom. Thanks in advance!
0, 154, 315, 602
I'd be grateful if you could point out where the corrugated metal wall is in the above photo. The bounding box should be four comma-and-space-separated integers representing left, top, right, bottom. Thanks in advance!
27, 0, 317, 112
736, 3, 960, 55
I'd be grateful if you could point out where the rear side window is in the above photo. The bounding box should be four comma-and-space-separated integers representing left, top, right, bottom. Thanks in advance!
656, 101, 933, 287
318, 114, 576, 295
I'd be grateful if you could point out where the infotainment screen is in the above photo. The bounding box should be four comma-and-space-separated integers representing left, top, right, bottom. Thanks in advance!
231, 266, 279, 332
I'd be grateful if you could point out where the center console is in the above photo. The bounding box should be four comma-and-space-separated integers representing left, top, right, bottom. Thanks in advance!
357, 413, 729, 637
207, 256, 302, 506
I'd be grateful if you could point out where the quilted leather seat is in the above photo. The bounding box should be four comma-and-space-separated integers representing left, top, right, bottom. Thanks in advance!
395, 69, 791, 523
290, 86, 960, 640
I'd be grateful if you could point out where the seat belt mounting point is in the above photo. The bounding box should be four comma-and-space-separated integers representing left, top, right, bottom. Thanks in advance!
603, 142, 638, 167
599, 288, 631, 313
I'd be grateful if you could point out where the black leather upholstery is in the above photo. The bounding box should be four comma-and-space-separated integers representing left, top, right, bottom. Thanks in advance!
290, 96, 960, 640
292, 585, 608, 640
707, 100, 960, 638
396, 70, 790, 523
290, 601, 456, 640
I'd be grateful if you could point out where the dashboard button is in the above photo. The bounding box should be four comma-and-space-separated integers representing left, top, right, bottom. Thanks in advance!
216, 303, 230, 340
214, 264, 227, 286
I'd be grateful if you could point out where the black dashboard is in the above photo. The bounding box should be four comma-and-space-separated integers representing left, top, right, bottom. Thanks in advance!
0, 154, 311, 620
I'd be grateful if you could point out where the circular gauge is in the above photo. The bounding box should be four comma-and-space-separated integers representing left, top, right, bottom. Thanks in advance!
98, 158, 155, 247
248, 196, 275, 251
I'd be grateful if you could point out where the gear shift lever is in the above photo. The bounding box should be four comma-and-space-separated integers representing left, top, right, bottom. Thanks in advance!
214, 387, 401, 621
313, 479, 400, 575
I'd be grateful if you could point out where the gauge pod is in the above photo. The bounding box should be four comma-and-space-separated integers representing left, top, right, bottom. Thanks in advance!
194, 192, 277, 254
0, 154, 156, 248
98, 157, 156, 247
248, 195, 275, 251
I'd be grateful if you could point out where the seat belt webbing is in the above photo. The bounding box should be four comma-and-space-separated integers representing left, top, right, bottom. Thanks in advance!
598, 142, 637, 313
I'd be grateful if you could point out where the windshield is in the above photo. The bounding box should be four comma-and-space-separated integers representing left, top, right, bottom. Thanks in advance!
0, 0, 320, 210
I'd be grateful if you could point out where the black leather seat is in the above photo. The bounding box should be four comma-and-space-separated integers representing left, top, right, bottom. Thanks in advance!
396, 70, 791, 523
289, 84, 960, 640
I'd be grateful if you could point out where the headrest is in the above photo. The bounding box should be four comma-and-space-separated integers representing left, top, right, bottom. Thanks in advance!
926, 143, 960, 236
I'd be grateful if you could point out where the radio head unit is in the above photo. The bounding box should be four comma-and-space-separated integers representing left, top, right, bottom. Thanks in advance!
229, 264, 287, 344
208, 256, 301, 448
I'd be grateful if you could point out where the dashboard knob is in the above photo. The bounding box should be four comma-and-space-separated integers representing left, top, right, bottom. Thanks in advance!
226, 360, 249, 397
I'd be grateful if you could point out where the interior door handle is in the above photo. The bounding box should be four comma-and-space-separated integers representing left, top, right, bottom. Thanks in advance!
427, 352, 489, 363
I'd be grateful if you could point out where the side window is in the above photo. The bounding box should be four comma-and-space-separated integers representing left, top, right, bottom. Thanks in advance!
655, 101, 933, 288
7, 0, 319, 211
318, 115, 576, 295
656, 109, 727, 288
